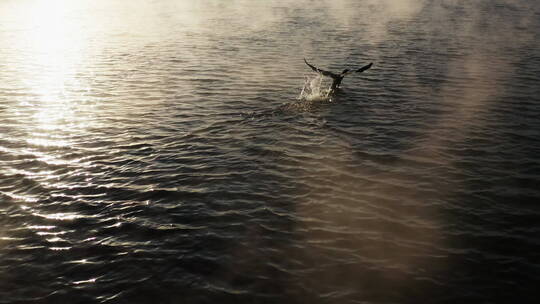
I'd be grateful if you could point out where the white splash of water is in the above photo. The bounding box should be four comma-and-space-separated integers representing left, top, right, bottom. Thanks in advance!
298, 74, 331, 102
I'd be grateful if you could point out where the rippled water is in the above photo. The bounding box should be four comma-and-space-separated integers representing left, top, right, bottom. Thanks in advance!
1, 0, 540, 303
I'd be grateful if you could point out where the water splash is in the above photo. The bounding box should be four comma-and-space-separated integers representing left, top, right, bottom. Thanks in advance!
298, 74, 331, 102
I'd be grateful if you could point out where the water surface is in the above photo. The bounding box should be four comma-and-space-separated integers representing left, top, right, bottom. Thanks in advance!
1, 0, 539, 303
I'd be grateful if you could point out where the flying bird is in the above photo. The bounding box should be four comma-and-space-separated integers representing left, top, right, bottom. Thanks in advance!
303, 58, 372, 95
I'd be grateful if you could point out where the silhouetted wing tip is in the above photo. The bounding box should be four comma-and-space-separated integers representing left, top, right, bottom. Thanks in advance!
356, 62, 373, 73
303, 58, 318, 72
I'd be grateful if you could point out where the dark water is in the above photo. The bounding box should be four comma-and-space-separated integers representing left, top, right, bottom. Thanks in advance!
1, 0, 540, 303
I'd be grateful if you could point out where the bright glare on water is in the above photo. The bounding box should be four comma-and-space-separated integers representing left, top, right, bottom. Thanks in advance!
1, 0, 539, 303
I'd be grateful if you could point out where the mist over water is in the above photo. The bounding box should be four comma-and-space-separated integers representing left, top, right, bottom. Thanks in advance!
1, 0, 539, 303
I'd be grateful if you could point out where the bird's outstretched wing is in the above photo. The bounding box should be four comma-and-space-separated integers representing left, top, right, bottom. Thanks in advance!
304, 58, 339, 78
355, 62, 373, 73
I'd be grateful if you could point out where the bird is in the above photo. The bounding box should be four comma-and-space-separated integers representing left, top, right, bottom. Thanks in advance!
303, 58, 372, 95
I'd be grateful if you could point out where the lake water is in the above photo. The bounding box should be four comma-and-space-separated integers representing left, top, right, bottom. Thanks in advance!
1, 0, 539, 303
